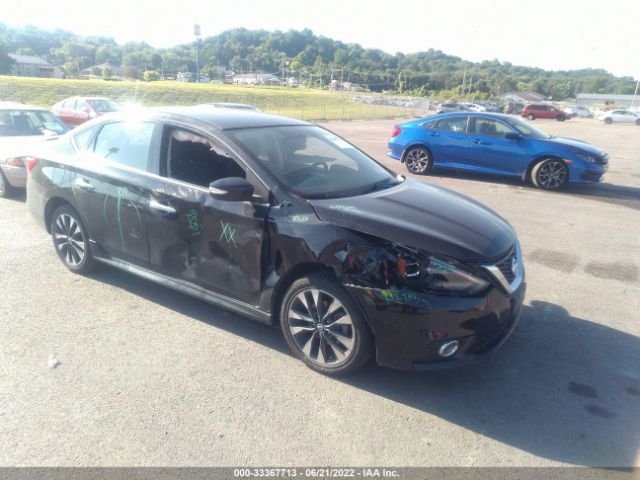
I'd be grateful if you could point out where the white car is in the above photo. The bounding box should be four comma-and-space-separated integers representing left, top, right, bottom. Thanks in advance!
567, 105, 593, 118
0, 102, 69, 198
601, 109, 640, 125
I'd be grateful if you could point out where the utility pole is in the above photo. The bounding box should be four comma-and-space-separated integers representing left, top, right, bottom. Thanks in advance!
631, 78, 640, 108
194, 24, 201, 83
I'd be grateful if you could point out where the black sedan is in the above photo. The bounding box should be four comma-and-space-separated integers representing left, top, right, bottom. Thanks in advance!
27, 107, 525, 375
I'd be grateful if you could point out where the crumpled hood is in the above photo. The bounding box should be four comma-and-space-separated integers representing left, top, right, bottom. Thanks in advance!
309, 178, 515, 261
0, 135, 48, 162
545, 136, 606, 156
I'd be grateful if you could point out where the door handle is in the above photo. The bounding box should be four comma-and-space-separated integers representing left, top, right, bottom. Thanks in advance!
430, 132, 439, 136
472, 139, 482, 144
149, 199, 177, 216
74, 178, 94, 192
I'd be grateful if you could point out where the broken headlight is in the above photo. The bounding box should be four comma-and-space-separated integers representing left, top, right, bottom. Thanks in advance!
393, 244, 490, 295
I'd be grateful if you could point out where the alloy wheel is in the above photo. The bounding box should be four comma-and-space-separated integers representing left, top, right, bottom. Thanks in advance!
537, 160, 567, 189
53, 213, 86, 266
405, 148, 430, 174
286, 288, 355, 367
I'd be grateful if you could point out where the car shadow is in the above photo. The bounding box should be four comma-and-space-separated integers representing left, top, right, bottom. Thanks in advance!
89, 266, 640, 467
2, 190, 26, 203
427, 168, 640, 210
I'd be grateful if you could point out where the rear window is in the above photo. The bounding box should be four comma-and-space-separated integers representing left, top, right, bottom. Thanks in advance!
0, 110, 69, 137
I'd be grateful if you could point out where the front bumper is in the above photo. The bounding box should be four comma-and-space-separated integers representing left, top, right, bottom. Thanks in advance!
347, 281, 526, 371
0, 164, 27, 188
569, 161, 608, 184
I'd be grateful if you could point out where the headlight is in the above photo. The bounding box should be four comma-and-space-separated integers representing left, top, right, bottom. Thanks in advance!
575, 152, 597, 163
394, 245, 490, 295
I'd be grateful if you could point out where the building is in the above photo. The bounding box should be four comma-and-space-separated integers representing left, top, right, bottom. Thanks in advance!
177, 72, 194, 82
576, 93, 638, 107
9, 54, 64, 79
80, 63, 124, 78
499, 92, 546, 104
233, 73, 281, 86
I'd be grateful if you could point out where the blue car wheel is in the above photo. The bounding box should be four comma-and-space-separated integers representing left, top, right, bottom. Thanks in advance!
531, 158, 568, 190
404, 146, 432, 175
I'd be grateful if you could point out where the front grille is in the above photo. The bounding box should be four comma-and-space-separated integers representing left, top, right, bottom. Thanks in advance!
495, 249, 517, 283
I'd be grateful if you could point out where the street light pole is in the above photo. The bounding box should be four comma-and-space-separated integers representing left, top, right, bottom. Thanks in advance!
194, 24, 201, 83
631, 78, 640, 108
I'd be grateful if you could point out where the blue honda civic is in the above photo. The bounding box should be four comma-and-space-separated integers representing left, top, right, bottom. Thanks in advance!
387, 113, 609, 190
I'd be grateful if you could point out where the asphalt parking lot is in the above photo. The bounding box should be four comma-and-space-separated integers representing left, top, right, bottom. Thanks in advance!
0, 116, 638, 467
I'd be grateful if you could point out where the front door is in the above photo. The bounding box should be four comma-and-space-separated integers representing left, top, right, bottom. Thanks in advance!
466, 116, 531, 175
145, 124, 268, 305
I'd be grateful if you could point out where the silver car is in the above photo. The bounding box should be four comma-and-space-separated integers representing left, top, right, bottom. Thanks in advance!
0, 102, 69, 198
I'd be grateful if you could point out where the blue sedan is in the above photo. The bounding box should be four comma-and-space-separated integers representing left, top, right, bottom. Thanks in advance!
387, 113, 609, 190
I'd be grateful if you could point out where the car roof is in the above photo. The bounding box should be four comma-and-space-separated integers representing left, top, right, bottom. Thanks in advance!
111, 106, 309, 130
0, 101, 48, 111
417, 112, 516, 122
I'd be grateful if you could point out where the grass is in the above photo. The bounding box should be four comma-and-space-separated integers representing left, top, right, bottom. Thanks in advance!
0, 76, 418, 121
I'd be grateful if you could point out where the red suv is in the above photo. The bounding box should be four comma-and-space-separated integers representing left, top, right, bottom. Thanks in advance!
521, 104, 569, 121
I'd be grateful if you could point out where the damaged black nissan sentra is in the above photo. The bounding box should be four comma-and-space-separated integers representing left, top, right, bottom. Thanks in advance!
27, 106, 525, 375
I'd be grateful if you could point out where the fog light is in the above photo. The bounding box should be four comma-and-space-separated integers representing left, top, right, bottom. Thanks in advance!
438, 340, 460, 358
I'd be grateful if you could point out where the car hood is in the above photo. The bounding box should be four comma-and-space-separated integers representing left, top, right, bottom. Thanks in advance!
308, 178, 515, 261
545, 136, 606, 156
0, 135, 48, 162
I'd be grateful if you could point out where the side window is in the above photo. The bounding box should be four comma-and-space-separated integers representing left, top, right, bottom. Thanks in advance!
63, 99, 76, 110
435, 116, 468, 133
93, 121, 155, 171
421, 120, 437, 128
76, 99, 88, 112
474, 118, 513, 137
73, 125, 98, 151
163, 127, 245, 188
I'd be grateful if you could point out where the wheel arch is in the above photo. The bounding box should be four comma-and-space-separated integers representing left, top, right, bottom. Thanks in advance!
401, 143, 434, 164
44, 196, 74, 233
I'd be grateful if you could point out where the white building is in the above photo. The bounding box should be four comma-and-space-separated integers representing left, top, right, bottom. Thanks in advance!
576, 93, 638, 107
233, 73, 281, 86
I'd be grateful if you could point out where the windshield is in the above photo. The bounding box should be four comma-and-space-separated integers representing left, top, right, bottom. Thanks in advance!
0, 110, 69, 137
88, 99, 120, 113
228, 125, 401, 199
508, 116, 551, 139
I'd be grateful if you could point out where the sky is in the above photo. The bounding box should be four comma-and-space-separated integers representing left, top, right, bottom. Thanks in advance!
3, 0, 640, 79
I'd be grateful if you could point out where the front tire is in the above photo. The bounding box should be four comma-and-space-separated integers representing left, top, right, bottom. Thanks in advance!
0, 169, 17, 198
635, 119, 640, 126
604, 118, 612, 125
50, 205, 96, 274
280, 273, 373, 375
531, 158, 568, 190
557, 115, 566, 122
527, 114, 535, 120
403, 146, 432, 175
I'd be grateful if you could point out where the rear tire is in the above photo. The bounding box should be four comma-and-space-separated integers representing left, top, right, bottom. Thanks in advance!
403, 146, 432, 175
0, 169, 17, 198
604, 118, 612, 125
635, 119, 640, 126
280, 272, 373, 376
530, 158, 568, 191
50, 205, 96, 274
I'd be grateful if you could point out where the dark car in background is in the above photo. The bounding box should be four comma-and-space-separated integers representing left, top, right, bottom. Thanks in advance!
27, 107, 525, 374
521, 103, 569, 121
52, 96, 120, 127
388, 112, 608, 190
0, 102, 68, 198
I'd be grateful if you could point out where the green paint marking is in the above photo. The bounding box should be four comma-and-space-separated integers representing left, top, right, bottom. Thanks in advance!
219, 220, 238, 248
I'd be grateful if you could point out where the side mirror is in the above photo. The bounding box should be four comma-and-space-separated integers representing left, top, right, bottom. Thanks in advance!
505, 132, 523, 141
209, 177, 254, 202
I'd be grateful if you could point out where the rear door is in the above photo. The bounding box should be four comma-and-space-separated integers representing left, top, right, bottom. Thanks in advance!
58, 98, 77, 126
466, 116, 531, 175
72, 120, 158, 265
428, 115, 471, 168
74, 98, 91, 125
143, 122, 269, 305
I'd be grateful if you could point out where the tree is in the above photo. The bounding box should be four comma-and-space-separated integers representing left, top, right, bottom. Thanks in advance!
102, 65, 113, 79
0, 40, 14, 74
